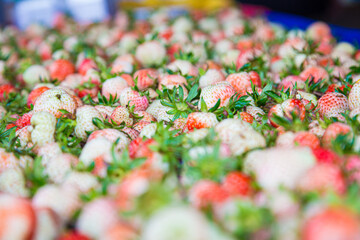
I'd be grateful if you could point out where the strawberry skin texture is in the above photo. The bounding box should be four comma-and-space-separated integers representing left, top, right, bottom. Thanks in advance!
222, 171, 252, 196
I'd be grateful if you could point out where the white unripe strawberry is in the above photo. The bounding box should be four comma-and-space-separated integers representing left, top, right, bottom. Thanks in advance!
75, 105, 103, 140
30, 111, 56, 147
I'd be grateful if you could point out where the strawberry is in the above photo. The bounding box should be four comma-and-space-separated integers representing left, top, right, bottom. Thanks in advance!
294, 131, 320, 149
133, 120, 152, 133
317, 92, 349, 119
321, 122, 352, 148
348, 79, 360, 110
199, 69, 225, 89
23, 65, 50, 87
121, 127, 139, 140
103, 222, 137, 240
306, 21, 332, 42
78, 58, 97, 76
281, 98, 306, 120
225, 71, 261, 96
32, 185, 81, 222
279, 75, 305, 91
236, 48, 261, 69
244, 147, 316, 191
222, 171, 252, 196
297, 163, 345, 195
189, 180, 229, 208
58, 231, 90, 240
137, 121, 157, 138
135, 41, 166, 67
30, 111, 57, 147
15, 112, 32, 128
33, 87, 77, 118
76, 198, 119, 239
186, 112, 218, 131
111, 106, 133, 126
302, 207, 360, 240
120, 87, 149, 111
133, 68, 158, 90
75, 105, 103, 140
0, 167, 29, 197
27, 86, 50, 107
49, 59, 75, 81
158, 74, 187, 90
237, 112, 254, 124
312, 147, 340, 164
0, 194, 36, 240
215, 119, 266, 156
0, 84, 15, 102
199, 81, 235, 109
345, 155, 360, 184
128, 137, 155, 159
299, 65, 329, 83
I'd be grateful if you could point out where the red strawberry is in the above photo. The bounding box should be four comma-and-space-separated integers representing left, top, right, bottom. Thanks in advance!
27, 86, 50, 107
238, 112, 254, 124
189, 180, 229, 208
222, 171, 252, 196
186, 112, 218, 131
128, 137, 155, 159
312, 147, 340, 164
281, 99, 306, 120
268, 104, 284, 127
58, 231, 90, 240
15, 112, 32, 129
302, 207, 360, 240
297, 163, 346, 195
0, 84, 16, 102
294, 132, 320, 149
49, 59, 75, 81
317, 92, 349, 119
322, 122, 351, 148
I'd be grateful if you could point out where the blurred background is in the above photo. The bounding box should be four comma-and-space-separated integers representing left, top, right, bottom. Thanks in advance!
1, 0, 360, 29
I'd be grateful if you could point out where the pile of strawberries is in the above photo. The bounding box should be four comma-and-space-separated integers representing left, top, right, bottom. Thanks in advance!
1, 7, 360, 240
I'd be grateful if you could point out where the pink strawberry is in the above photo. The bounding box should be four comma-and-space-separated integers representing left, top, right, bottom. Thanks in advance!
302, 207, 360, 240
321, 122, 351, 148
15, 112, 32, 129
133, 69, 158, 90
297, 163, 345, 194
300, 66, 329, 83
225, 71, 261, 96
120, 87, 149, 111
199, 82, 235, 109
78, 58, 97, 76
